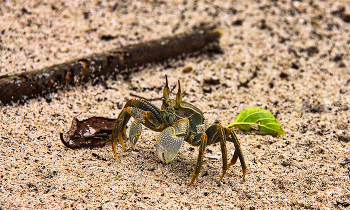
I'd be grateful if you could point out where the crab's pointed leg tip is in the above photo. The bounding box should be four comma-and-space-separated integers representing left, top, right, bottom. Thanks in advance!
241, 174, 246, 183
113, 152, 121, 162
188, 174, 198, 186
217, 171, 226, 184
217, 177, 223, 184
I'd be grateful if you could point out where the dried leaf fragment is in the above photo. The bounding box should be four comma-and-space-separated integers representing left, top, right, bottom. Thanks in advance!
60, 117, 116, 149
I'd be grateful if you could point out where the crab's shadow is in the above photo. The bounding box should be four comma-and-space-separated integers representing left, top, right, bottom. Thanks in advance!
130, 146, 223, 185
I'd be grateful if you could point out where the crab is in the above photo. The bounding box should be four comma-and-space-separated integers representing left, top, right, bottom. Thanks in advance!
111, 75, 246, 185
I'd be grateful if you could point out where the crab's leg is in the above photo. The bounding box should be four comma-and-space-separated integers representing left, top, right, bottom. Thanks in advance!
124, 99, 163, 122
187, 132, 208, 186
128, 107, 166, 149
111, 100, 165, 161
217, 126, 228, 183
226, 128, 246, 182
111, 108, 130, 161
204, 124, 228, 183
156, 118, 189, 164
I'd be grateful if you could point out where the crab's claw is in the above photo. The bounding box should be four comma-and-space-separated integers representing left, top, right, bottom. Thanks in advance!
156, 129, 183, 163
156, 118, 190, 163
129, 121, 142, 150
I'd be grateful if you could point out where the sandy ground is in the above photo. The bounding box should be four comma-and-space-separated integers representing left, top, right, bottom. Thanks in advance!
1, 0, 350, 209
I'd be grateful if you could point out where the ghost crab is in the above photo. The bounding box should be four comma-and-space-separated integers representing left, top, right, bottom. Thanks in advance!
111, 76, 246, 185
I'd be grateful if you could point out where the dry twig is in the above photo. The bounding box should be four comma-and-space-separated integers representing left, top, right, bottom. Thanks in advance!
0, 28, 222, 105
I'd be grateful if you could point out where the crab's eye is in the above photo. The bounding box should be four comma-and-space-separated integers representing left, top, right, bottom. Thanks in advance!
176, 80, 182, 106
163, 75, 170, 103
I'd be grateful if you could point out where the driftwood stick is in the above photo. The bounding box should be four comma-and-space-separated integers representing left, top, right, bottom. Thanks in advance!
0, 28, 222, 105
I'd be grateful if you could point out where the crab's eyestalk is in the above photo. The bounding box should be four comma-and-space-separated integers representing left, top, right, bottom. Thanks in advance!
175, 80, 182, 106
163, 75, 170, 104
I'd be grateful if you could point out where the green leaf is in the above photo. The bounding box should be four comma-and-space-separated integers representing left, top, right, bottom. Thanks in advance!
226, 107, 286, 136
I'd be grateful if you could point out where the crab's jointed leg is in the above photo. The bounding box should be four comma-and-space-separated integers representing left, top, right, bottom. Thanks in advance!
187, 132, 208, 186
205, 125, 246, 183
226, 128, 246, 182
111, 99, 166, 161
188, 124, 229, 185
187, 124, 246, 185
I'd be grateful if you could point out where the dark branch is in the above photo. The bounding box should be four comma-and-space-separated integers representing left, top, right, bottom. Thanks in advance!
0, 28, 222, 105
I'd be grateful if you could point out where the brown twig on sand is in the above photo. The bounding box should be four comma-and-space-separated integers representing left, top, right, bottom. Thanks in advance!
0, 28, 222, 105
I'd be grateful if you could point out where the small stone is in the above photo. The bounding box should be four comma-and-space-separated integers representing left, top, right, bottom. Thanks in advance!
182, 66, 193, 73
279, 71, 289, 79
203, 76, 220, 85
202, 86, 212, 93
342, 13, 350, 22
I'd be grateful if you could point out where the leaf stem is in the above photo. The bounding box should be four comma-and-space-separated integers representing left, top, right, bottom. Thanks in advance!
226, 122, 257, 128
